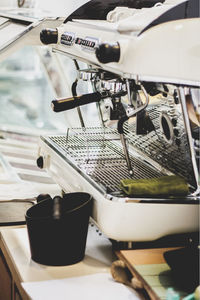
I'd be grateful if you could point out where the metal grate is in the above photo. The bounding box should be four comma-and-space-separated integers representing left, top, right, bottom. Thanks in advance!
48, 127, 163, 193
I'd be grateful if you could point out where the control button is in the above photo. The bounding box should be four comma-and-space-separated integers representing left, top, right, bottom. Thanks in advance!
95, 42, 120, 64
40, 28, 58, 45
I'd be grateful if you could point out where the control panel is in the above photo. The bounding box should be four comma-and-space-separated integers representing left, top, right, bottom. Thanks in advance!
40, 27, 121, 64
40, 26, 122, 66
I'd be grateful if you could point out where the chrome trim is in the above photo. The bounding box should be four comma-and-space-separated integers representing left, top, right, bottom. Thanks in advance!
178, 87, 200, 193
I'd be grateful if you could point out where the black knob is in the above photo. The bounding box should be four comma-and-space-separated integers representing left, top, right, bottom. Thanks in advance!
40, 28, 58, 45
95, 42, 120, 64
36, 156, 44, 169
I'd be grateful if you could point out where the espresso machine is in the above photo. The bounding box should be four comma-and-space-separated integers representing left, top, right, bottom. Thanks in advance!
36, 0, 200, 243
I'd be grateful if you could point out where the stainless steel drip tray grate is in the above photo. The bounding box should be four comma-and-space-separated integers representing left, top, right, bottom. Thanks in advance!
43, 127, 164, 194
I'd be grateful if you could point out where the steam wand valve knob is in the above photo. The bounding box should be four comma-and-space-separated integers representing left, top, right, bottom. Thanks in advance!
40, 28, 58, 45
96, 42, 120, 64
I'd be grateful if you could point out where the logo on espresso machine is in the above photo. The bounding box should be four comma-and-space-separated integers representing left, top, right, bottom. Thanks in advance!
75, 36, 99, 51
61, 32, 75, 46
61, 32, 98, 52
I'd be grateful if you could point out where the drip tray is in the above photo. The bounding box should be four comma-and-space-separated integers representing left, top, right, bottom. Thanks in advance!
42, 127, 165, 194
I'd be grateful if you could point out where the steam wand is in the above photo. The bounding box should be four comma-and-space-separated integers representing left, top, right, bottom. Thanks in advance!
117, 81, 150, 175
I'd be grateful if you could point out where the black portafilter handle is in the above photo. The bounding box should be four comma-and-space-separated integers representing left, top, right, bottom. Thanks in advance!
51, 91, 108, 112
40, 28, 58, 45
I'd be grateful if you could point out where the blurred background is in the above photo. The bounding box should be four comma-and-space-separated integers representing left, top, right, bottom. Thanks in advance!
0, 0, 101, 189
0, 0, 100, 134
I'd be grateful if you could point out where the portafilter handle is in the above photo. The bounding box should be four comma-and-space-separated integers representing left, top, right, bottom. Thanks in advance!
51, 91, 108, 112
